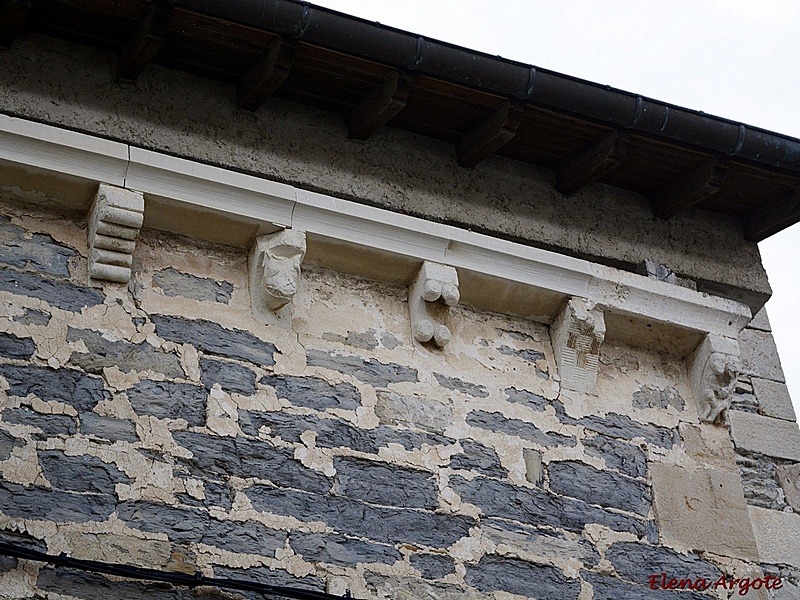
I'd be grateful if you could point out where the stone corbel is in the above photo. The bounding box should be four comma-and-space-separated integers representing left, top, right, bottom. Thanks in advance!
409, 261, 460, 348
87, 184, 145, 285
550, 297, 605, 396
249, 229, 307, 319
689, 334, 740, 424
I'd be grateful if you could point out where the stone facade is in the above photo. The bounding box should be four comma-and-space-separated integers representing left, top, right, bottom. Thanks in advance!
1, 191, 799, 599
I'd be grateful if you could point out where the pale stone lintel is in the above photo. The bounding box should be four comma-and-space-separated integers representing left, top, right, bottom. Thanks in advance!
87, 184, 144, 285
689, 334, 741, 424
248, 229, 307, 319
550, 298, 605, 396
0, 114, 751, 347
408, 261, 460, 348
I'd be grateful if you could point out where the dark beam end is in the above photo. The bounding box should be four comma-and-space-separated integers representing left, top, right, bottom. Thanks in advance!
651, 159, 727, 219
744, 189, 800, 242
237, 39, 296, 112
456, 100, 524, 168
348, 70, 413, 140
117, 0, 173, 82
0, 0, 32, 49
556, 132, 629, 196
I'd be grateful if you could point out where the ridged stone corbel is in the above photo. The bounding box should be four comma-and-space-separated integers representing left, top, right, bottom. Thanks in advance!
87, 184, 145, 285
550, 297, 605, 396
249, 229, 307, 318
689, 334, 741, 424
409, 261, 459, 348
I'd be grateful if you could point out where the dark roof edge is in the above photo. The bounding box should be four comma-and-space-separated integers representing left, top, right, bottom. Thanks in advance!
178, 0, 800, 175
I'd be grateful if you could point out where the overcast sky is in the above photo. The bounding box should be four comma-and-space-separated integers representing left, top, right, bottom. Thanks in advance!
313, 0, 800, 416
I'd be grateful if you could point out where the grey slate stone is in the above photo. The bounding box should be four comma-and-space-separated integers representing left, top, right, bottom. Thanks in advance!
364, 573, 475, 600
151, 314, 276, 367
483, 518, 599, 567
291, 532, 401, 566
67, 327, 183, 377
117, 501, 287, 556
175, 479, 231, 511
554, 401, 678, 448
2, 407, 76, 436
374, 390, 452, 435
213, 565, 325, 596
467, 409, 576, 447
450, 440, 506, 479
12, 308, 50, 326
736, 451, 787, 510
584, 434, 647, 479
0, 429, 24, 460
465, 554, 580, 599
0, 480, 116, 523
39, 450, 133, 494
173, 431, 331, 494
0, 269, 104, 312
606, 541, 722, 585
0, 332, 35, 359
260, 374, 361, 410
80, 412, 138, 443
0, 555, 15, 573
504, 387, 548, 411
410, 553, 455, 579
200, 357, 256, 396
37, 567, 196, 600
152, 267, 233, 304
583, 571, 709, 600
333, 456, 438, 509
0, 527, 46, 552
0, 364, 108, 411
450, 475, 646, 536
127, 379, 207, 426
433, 373, 488, 397
548, 460, 651, 515
632, 385, 684, 411
246, 485, 473, 548
0, 219, 77, 277
497, 345, 545, 364
306, 349, 417, 388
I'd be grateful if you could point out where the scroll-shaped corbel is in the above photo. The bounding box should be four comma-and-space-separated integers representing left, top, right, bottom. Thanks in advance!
409, 261, 459, 348
249, 230, 306, 318
690, 334, 740, 424
550, 297, 605, 396
87, 184, 144, 285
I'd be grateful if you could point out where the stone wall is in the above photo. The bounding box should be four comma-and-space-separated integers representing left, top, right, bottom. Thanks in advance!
1, 193, 800, 599
0, 33, 769, 311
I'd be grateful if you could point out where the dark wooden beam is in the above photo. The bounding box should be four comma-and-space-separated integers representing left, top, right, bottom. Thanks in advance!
348, 70, 413, 140
0, 0, 32, 48
117, 0, 173, 82
743, 188, 800, 242
237, 38, 296, 112
456, 100, 524, 168
556, 132, 629, 196
651, 159, 727, 218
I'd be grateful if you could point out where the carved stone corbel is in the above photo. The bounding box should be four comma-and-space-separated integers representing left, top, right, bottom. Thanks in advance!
690, 334, 740, 424
409, 261, 459, 348
249, 229, 306, 318
550, 297, 605, 396
87, 184, 145, 285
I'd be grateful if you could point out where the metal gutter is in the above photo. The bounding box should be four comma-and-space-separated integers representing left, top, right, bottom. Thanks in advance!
177, 0, 800, 174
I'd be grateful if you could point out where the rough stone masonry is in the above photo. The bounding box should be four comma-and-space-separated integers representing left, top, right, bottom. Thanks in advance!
1, 196, 800, 600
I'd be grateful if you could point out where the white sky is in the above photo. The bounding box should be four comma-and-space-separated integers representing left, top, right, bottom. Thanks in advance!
313, 0, 800, 416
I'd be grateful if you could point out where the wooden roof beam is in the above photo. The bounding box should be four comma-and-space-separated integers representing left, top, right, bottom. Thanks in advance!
0, 0, 32, 48
456, 100, 524, 168
348, 70, 413, 140
117, 0, 173, 82
744, 188, 800, 242
556, 132, 629, 196
651, 159, 727, 218
238, 38, 296, 112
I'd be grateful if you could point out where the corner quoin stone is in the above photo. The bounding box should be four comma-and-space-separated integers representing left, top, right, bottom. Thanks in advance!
728, 410, 800, 461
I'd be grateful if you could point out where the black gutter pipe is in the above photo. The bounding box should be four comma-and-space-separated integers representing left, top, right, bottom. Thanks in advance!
177, 0, 800, 174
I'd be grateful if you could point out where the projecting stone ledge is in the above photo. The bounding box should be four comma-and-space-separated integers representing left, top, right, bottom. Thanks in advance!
87, 184, 144, 285
550, 297, 605, 396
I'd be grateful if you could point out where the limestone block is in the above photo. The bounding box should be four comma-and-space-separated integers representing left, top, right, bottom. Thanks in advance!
248, 229, 306, 316
678, 423, 737, 470
749, 307, 771, 332
549, 297, 604, 396
408, 261, 459, 348
87, 184, 144, 284
739, 328, 786, 383
729, 411, 800, 461
689, 334, 740, 424
650, 462, 759, 561
776, 464, 800, 512
752, 377, 796, 421
748, 506, 800, 568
